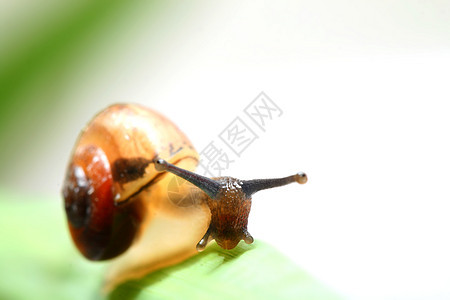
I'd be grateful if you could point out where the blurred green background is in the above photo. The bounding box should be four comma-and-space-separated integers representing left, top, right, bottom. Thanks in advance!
1, 1, 450, 299
0, 0, 170, 195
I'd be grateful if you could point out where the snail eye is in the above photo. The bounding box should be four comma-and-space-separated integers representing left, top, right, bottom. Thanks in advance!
63, 164, 92, 229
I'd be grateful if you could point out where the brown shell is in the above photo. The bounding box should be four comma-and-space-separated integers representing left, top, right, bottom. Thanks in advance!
62, 104, 210, 289
74, 104, 197, 204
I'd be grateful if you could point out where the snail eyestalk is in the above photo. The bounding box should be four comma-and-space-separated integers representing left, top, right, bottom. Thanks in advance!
196, 228, 212, 252
241, 172, 307, 197
154, 158, 221, 199
243, 230, 254, 244
155, 158, 307, 252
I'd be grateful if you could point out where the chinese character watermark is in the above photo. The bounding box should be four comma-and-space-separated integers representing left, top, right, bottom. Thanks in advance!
197, 141, 235, 177
167, 92, 283, 206
244, 92, 283, 131
219, 117, 258, 157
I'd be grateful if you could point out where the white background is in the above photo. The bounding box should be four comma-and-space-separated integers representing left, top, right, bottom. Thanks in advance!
7, 1, 450, 299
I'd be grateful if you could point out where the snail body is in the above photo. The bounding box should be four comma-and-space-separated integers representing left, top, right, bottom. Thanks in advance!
62, 104, 307, 288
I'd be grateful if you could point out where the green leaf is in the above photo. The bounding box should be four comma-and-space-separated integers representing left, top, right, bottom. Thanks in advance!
0, 193, 341, 300
109, 241, 342, 300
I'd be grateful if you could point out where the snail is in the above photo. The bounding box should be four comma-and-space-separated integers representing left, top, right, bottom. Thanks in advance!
62, 103, 307, 289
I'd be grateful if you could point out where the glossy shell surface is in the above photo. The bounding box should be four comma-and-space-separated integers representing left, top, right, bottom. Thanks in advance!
63, 104, 210, 289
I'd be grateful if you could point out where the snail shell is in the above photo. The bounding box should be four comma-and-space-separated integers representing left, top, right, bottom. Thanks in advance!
63, 104, 210, 288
